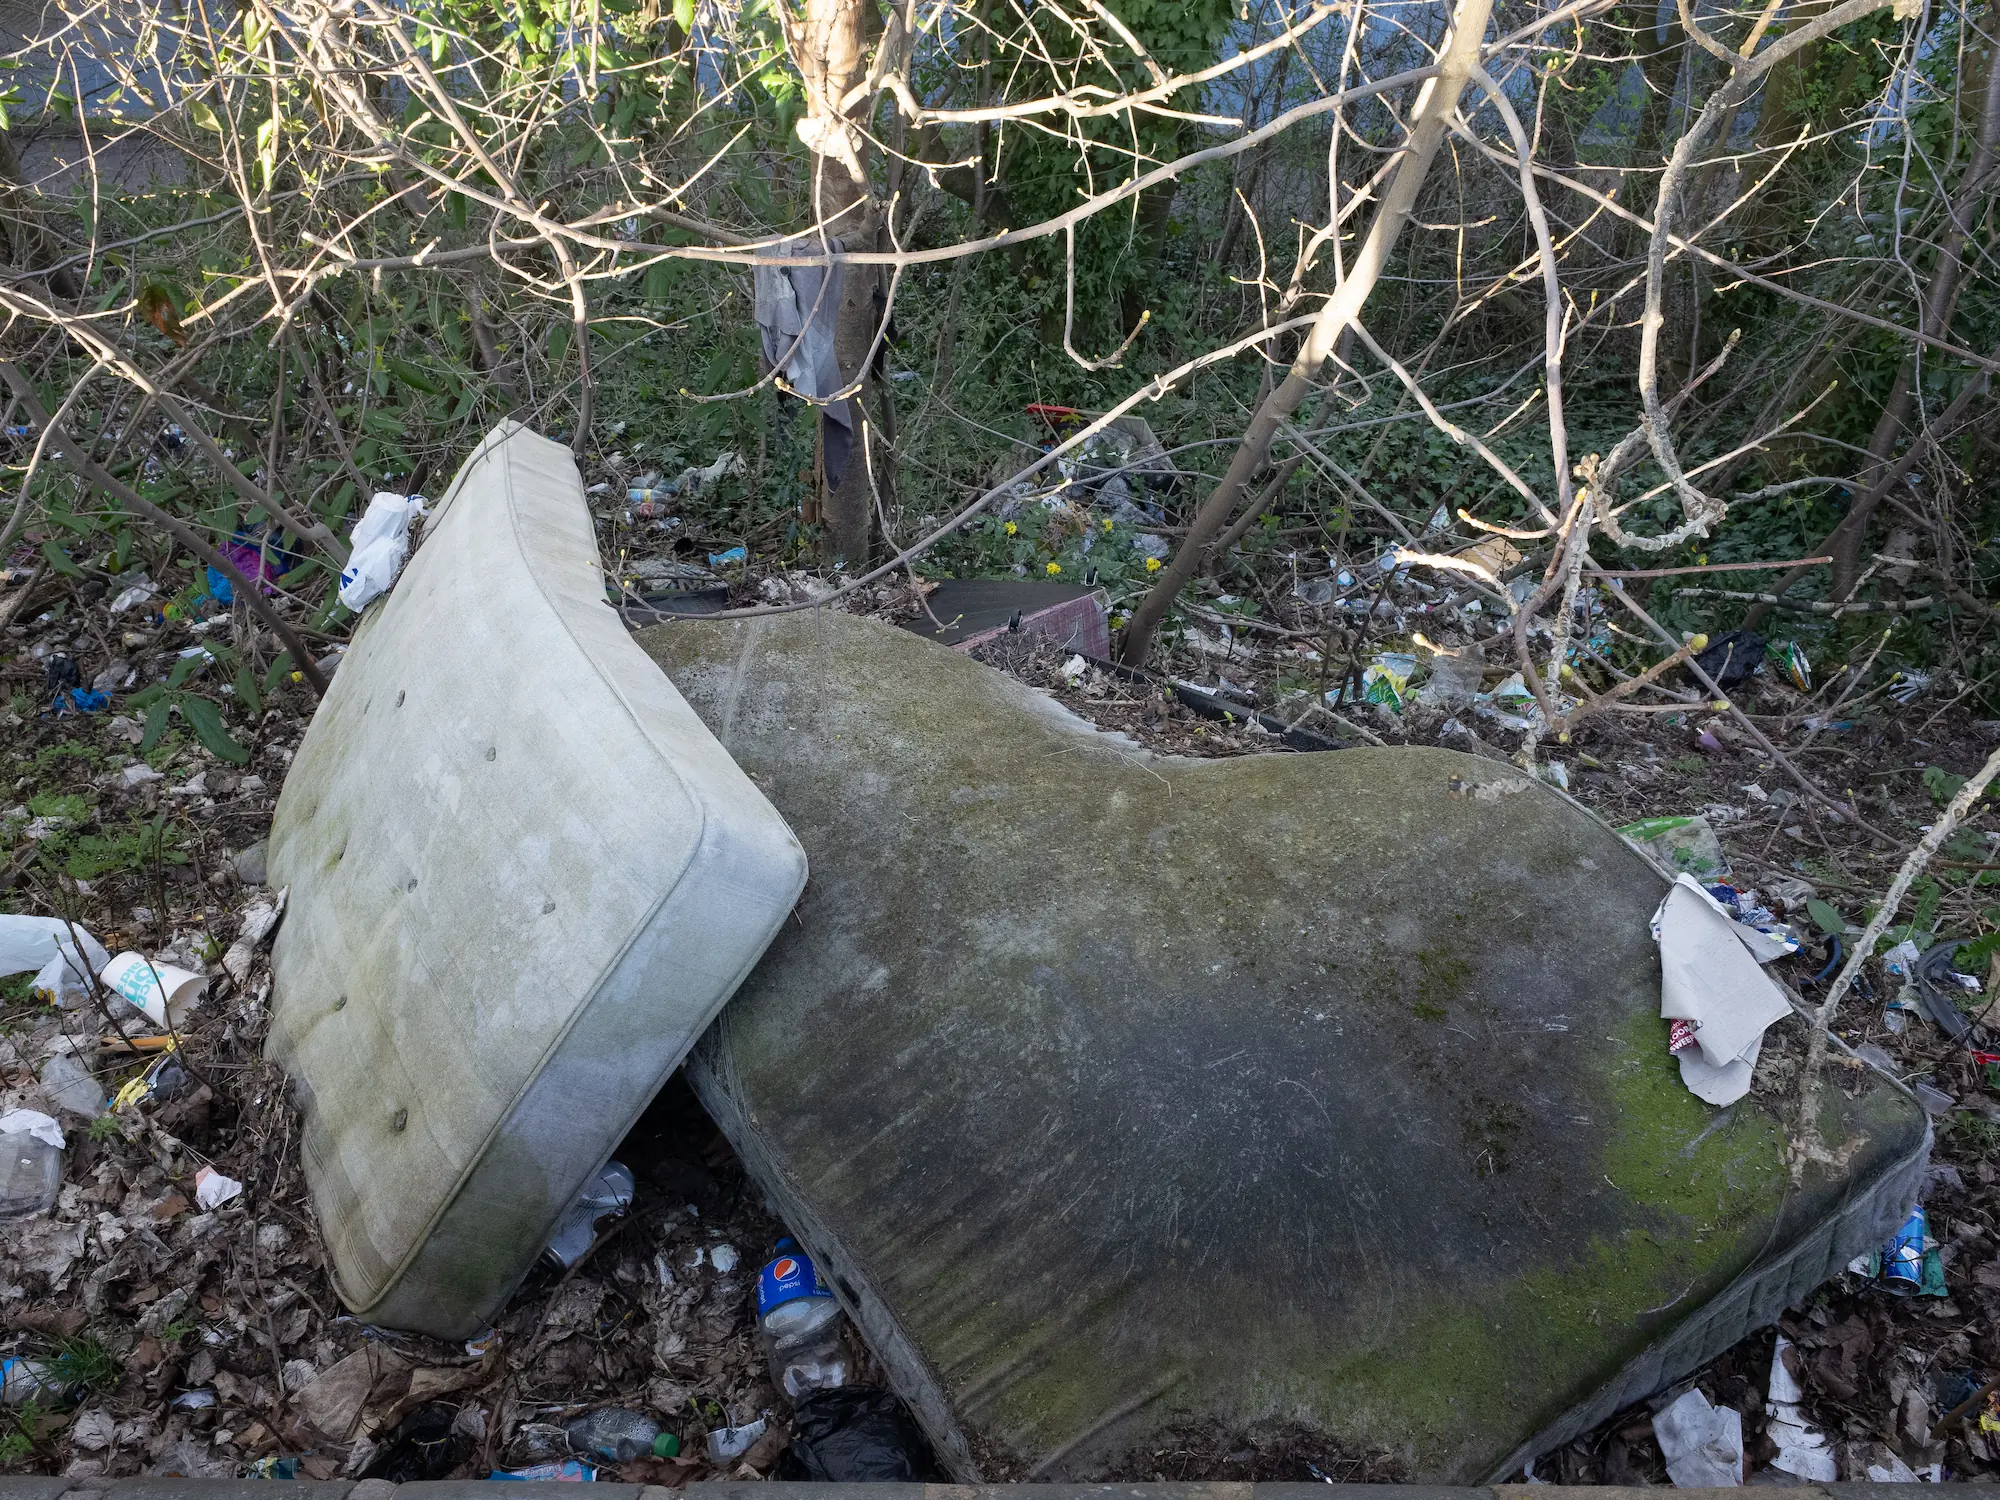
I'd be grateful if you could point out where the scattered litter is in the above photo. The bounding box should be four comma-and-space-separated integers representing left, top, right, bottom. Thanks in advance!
194, 1166, 244, 1210
1911, 1079, 1956, 1114
38, 1051, 105, 1117
1653, 875, 1792, 1105
1774, 640, 1811, 691
707, 546, 748, 567
170, 1388, 217, 1410
759, 1238, 848, 1397
1701, 882, 1800, 960
490, 1460, 594, 1481
222, 893, 285, 983
1764, 1333, 1836, 1481
1913, 940, 1979, 1040
0, 914, 111, 1006
338, 491, 427, 611
1651, 1386, 1744, 1487
543, 1160, 635, 1268
1865, 1449, 1923, 1483
1460, 535, 1522, 577
704, 1415, 767, 1463
110, 1046, 189, 1113
679, 451, 745, 496
1059, 654, 1088, 685
100, 950, 208, 1028
777, 1387, 944, 1482
1, 1357, 68, 1406
1881, 1204, 1947, 1296
0, 1109, 66, 1218
108, 574, 157, 613
565, 1406, 661, 1462
1690, 628, 1764, 689
1888, 670, 1930, 704
1621, 814, 1731, 880
1469, 670, 1544, 731
1358, 651, 1419, 710
754, 237, 854, 485
1417, 640, 1484, 707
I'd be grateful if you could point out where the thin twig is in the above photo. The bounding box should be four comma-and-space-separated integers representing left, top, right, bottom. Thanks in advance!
1794, 743, 2000, 1176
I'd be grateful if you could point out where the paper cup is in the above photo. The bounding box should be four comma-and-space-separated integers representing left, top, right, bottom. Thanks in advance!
99, 952, 208, 1028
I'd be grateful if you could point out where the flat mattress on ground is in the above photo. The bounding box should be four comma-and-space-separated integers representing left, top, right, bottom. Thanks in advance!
266, 423, 806, 1338
642, 610, 1928, 1483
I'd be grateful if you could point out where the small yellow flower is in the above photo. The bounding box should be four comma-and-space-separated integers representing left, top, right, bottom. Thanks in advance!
1046, 562, 1061, 576
1145, 556, 1162, 572
289, 671, 303, 684
1004, 521, 1018, 536
1101, 517, 1113, 531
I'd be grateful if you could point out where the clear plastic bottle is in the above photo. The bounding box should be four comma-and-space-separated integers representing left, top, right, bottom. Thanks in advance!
1, 1358, 68, 1405
0, 1112, 65, 1220
757, 1237, 848, 1398
564, 1406, 662, 1462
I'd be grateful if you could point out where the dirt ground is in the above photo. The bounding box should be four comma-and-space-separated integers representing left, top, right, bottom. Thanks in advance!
5, 530, 2000, 1485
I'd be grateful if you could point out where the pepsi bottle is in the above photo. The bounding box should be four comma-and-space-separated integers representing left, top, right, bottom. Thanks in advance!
757, 1237, 849, 1397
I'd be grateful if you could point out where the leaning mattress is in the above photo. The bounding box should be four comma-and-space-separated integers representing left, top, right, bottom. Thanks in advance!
643, 610, 1929, 1483
267, 422, 806, 1338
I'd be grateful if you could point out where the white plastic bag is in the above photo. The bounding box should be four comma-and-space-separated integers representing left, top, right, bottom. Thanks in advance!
338, 492, 427, 611
0, 915, 110, 1007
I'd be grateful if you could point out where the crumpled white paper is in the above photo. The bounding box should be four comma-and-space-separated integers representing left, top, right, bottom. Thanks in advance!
1654, 875, 1793, 1105
337, 492, 427, 611
1652, 1386, 1744, 1487
1765, 1333, 1837, 1481
194, 1166, 244, 1210
0, 914, 111, 1007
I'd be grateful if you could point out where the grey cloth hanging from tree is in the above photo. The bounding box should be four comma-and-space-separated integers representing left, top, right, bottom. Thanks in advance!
753, 236, 855, 489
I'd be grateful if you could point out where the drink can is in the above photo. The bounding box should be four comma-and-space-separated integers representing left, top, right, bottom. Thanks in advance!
1883, 1204, 1926, 1289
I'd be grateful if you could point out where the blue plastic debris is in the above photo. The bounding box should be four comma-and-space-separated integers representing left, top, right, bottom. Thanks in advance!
207, 566, 235, 605
708, 547, 748, 567
488, 1460, 595, 1481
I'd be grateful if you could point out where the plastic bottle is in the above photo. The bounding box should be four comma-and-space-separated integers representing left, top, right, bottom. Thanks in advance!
564, 1406, 661, 1462
0, 1112, 65, 1220
2, 1358, 68, 1405
757, 1238, 848, 1398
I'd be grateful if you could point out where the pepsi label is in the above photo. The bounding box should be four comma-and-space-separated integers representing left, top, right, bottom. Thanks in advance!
758, 1242, 834, 1316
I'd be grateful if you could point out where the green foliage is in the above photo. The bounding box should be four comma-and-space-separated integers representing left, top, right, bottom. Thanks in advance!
25, 792, 91, 822
0, 1406, 38, 1466
1923, 765, 1972, 806
1804, 898, 1847, 936
926, 502, 1161, 600
49, 1335, 120, 1394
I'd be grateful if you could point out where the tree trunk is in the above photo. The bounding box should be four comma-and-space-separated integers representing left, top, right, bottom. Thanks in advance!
0, 129, 82, 300
796, 0, 881, 565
